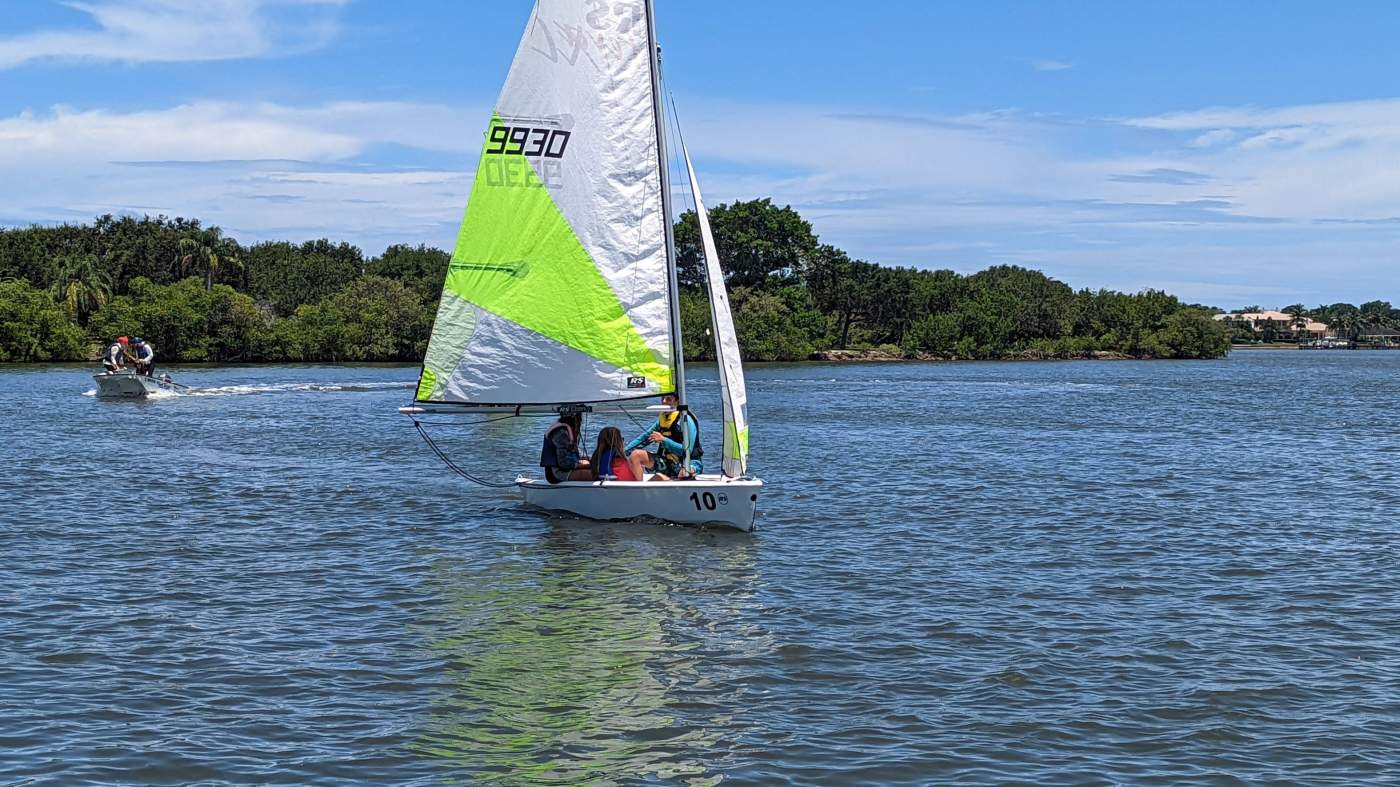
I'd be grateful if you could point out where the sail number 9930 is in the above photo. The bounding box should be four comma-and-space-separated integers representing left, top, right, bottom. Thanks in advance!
486, 126, 572, 158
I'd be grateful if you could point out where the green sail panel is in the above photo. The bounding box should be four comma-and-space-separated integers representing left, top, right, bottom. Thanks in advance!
414, 0, 678, 407
417, 115, 673, 404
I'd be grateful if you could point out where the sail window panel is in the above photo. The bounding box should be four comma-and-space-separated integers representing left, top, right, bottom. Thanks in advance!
438, 308, 663, 405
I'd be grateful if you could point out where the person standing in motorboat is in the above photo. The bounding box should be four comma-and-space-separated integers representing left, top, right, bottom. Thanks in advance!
102, 336, 130, 372
540, 413, 592, 483
625, 393, 703, 480
131, 337, 156, 377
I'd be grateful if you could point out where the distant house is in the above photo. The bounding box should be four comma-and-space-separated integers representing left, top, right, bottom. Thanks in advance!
1213, 310, 1328, 340
1359, 325, 1400, 345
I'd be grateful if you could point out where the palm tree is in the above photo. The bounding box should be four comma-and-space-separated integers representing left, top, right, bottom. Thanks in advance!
1331, 311, 1360, 342
47, 253, 113, 325
177, 227, 243, 291
1288, 312, 1310, 340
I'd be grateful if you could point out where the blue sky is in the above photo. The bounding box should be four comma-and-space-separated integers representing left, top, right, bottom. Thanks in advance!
3, 0, 1399, 308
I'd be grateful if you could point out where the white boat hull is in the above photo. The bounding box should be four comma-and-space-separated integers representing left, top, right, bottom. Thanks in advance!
92, 370, 168, 398
518, 474, 762, 532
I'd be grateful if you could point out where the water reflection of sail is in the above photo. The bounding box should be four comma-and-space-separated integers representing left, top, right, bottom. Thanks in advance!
415, 523, 761, 784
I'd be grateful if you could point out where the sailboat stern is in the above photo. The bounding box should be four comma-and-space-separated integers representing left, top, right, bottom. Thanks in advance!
517, 475, 762, 532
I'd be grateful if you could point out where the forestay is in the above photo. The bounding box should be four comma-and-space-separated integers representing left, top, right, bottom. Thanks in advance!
681, 143, 750, 477
414, 0, 676, 409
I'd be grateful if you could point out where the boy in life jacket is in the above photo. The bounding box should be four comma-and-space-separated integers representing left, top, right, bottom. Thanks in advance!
102, 336, 130, 372
625, 393, 703, 480
540, 413, 592, 483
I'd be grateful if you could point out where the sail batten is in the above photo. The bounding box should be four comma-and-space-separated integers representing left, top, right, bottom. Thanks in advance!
415, 0, 676, 409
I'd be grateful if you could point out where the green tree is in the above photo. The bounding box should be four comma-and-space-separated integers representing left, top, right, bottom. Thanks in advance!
276, 276, 431, 361
0, 279, 88, 361
966, 265, 1076, 345
729, 286, 817, 361
1285, 308, 1310, 337
177, 227, 243, 291
1360, 300, 1393, 330
679, 290, 714, 361
367, 244, 452, 303
1322, 303, 1361, 340
1146, 311, 1230, 358
245, 239, 364, 316
805, 245, 870, 347
47, 252, 114, 326
904, 312, 962, 355
91, 277, 268, 362
674, 199, 817, 290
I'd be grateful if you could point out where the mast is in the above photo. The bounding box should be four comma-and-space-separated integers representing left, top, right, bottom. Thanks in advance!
646, 0, 686, 410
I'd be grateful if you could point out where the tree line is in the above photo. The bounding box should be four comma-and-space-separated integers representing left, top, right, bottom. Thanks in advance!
0, 201, 1228, 363
673, 199, 1227, 361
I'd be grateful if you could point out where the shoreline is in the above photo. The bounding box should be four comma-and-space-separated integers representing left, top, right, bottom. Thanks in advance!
809, 349, 1146, 363
3, 350, 1214, 368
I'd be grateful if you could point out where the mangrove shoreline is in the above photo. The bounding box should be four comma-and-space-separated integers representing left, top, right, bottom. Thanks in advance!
1, 199, 1231, 365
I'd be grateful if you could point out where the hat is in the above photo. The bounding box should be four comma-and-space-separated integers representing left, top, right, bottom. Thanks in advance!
133, 337, 145, 344
118, 336, 129, 345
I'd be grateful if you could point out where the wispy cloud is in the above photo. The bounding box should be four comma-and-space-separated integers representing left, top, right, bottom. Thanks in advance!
1032, 59, 1073, 72
5, 92, 1400, 305
1123, 97, 1400, 222
0, 0, 347, 69
1108, 168, 1212, 185
0, 99, 480, 252
0, 101, 476, 163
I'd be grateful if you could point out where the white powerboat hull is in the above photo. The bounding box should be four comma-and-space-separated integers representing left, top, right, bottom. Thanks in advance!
518, 474, 762, 532
93, 370, 168, 398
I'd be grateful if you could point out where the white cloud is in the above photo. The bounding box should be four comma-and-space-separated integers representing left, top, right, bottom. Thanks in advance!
0, 101, 477, 163
1123, 98, 1400, 222
0, 99, 482, 252
0, 0, 347, 69
1127, 98, 1400, 134
1032, 59, 1072, 72
4, 92, 1400, 305
1189, 129, 1236, 148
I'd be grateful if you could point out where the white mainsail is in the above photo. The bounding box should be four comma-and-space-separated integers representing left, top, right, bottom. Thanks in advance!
681, 143, 750, 477
415, 0, 677, 408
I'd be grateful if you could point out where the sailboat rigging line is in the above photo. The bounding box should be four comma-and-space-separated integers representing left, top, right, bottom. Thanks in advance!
619, 407, 651, 430
411, 418, 519, 489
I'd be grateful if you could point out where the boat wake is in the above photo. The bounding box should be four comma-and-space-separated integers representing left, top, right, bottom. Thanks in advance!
85, 381, 412, 399
82, 387, 181, 399
179, 381, 414, 397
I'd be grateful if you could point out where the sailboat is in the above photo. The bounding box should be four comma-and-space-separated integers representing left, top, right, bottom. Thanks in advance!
401, 0, 762, 531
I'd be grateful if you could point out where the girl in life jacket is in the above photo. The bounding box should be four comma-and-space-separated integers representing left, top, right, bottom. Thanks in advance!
539, 413, 591, 483
590, 426, 647, 482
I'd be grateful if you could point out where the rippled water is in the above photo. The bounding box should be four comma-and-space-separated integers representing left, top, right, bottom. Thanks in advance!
5, 351, 1400, 784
